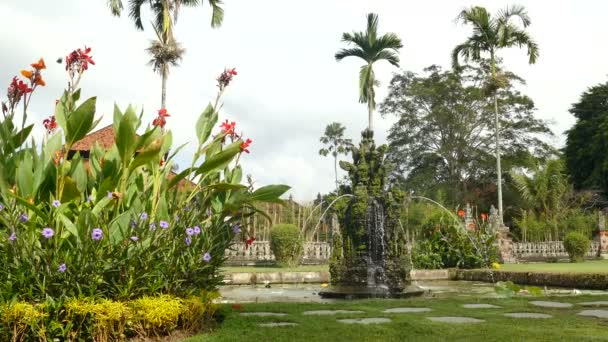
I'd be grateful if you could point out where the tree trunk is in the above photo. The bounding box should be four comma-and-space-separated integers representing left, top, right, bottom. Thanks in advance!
368, 93, 374, 132
491, 51, 504, 225
334, 154, 338, 189
161, 68, 167, 109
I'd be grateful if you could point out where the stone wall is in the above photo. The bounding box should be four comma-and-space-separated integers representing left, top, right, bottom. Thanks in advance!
224, 241, 331, 266
512, 241, 601, 261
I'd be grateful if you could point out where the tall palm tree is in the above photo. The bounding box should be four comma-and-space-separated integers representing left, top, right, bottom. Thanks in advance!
452, 5, 539, 223
146, 23, 185, 109
319, 122, 352, 189
107, 0, 224, 33
335, 13, 402, 132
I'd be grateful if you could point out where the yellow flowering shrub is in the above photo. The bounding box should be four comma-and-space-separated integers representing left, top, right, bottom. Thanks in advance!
491, 262, 501, 269
131, 295, 185, 337
1, 302, 47, 341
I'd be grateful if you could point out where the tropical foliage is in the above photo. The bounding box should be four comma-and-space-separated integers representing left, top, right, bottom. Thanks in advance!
335, 13, 402, 131
319, 122, 352, 189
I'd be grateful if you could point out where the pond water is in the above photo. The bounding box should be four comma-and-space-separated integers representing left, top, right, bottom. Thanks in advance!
218, 280, 608, 303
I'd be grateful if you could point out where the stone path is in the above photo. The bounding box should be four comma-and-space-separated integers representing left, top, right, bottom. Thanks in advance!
504, 313, 552, 319
577, 310, 608, 319
383, 307, 432, 313
337, 318, 392, 324
303, 310, 365, 315
578, 301, 608, 307
427, 316, 484, 323
240, 312, 287, 317
462, 304, 501, 309
529, 301, 573, 308
258, 322, 298, 327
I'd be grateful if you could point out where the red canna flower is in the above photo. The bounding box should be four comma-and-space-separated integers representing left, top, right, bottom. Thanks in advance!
245, 236, 256, 249
217, 67, 237, 90
158, 108, 170, 117
229, 68, 237, 75
31, 58, 46, 71
43, 115, 57, 134
65, 46, 95, 79
457, 209, 465, 218
152, 116, 167, 128
220, 119, 236, 135
240, 138, 252, 154
6, 76, 32, 110
480, 213, 487, 221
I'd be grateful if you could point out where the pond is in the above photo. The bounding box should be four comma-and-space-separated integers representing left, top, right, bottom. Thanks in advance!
218, 280, 608, 303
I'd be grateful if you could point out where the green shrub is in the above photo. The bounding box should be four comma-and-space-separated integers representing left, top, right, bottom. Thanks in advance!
563, 232, 590, 262
270, 224, 303, 267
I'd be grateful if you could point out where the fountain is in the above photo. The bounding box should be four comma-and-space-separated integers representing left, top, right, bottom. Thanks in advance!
319, 130, 425, 299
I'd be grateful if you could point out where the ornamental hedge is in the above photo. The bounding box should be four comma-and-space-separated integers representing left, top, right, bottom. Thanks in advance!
270, 224, 303, 267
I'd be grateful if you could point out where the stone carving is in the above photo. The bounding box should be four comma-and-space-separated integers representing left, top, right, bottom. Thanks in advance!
464, 203, 475, 231
224, 241, 331, 265
512, 241, 600, 261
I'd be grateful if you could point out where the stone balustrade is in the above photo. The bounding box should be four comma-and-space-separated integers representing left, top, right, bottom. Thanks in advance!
512, 241, 600, 261
224, 241, 332, 266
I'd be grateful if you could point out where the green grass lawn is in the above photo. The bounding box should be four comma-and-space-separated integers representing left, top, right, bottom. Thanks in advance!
498, 259, 608, 273
187, 295, 608, 342
221, 264, 329, 273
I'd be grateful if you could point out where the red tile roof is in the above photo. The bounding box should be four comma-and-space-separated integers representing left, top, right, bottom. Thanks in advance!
70, 125, 115, 151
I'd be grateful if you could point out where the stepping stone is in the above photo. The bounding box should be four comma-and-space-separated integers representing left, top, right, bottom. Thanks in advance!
462, 304, 501, 309
337, 317, 391, 324
427, 316, 484, 323
383, 307, 432, 313
578, 301, 608, 307
504, 313, 552, 319
240, 312, 287, 317
529, 301, 573, 308
577, 310, 608, 319
303, 310, 364, 315
259, 322, 298, 327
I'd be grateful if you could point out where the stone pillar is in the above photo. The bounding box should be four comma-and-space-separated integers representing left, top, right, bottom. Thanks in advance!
596, 211, 608, 259
464, 203, 476, 232
489, 205, 516, 263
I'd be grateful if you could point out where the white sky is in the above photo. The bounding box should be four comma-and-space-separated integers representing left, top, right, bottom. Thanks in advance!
1, 0, 607, 202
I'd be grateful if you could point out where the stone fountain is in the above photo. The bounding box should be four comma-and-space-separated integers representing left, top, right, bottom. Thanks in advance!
319, 130, 424, 299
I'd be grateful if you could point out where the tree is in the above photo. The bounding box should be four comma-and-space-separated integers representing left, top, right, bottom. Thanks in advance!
452, 5, 539, 223
146, 23, 185, 108
564, 81, 608, 194
107, 0, 224, 33
335, 13, 402, 132
380, 65, 554, 208
319, 122, 353, 189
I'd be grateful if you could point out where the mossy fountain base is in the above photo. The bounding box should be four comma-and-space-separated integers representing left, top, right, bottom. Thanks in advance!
319, 130, 424, 299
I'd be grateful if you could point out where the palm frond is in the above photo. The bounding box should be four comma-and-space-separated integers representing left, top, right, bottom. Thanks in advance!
359, 64, 375, 106
107, 0, 123, 16
208, 0, 224, 28
335, 48, 367, 62
376, 32, 403, 51
366, 13, 379, 44
375, 50, 400, 67
497, 4, 531, 27
128, 0, 147, 30
505, 30, 539, 64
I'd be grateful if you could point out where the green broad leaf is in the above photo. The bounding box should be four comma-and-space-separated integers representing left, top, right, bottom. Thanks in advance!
197, 141, 241, 176
206, 183, 247, 191
250, 185, 291, 202
70, 157, 88, 192
11, 124, 33, 148
66, 97, 97, 146
54, 91, 68, 131
129, 137, 163, 172
72, 88, 81, 102
58, 213, 79, 242
16, 154, 34, 198
113, 103, 123, 133
195, 103, 218, 145
231, 166, 243, 184
161, 131, 173, 155
61, 177, 81, 203
123, 104, 140, 128
92, 196, 112, 217
134, 126, 160, 151
116, 113, 137, 165
109, 211, 131, 246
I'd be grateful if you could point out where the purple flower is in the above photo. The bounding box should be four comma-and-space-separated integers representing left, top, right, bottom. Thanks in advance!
193, 226, 201, 235
130, 236, 139, 241
52, 200, 61, 208
149, 222, 157, 230
87, 195, 93, 202
185, 237, 192, 246
175, 215, 180, 222
159, 221, 169, 229
140, 212, 148, 221
0, 203, 4, 211
42, 227, 54, 239
58, 263, 66, 273
186, 228, 195, 236
91, 228, 103, 241
8, 232, 16, 241
107, 191, 113, 199
20, 213, 28, 222
232, 224, 241, 234
203, 252, 212, 262
130, 220, 137, 228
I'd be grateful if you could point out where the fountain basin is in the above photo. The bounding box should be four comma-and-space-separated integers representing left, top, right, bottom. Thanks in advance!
318, 284, 426, 299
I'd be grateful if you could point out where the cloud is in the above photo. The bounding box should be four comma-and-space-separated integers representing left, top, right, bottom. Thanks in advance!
2, 0, 608, 201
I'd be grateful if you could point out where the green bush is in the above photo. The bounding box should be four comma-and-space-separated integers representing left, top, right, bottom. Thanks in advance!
563, 232, 590, 262
270, 224, 303, 267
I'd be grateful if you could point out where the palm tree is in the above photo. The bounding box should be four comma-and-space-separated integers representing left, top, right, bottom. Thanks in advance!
335, 13, 402, 132
319, 122, 353, 189
107, 0, 224, 33
452, 5, 539, 223
146, 23, 185, 109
